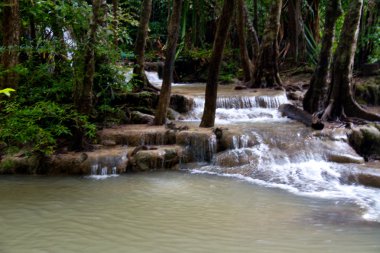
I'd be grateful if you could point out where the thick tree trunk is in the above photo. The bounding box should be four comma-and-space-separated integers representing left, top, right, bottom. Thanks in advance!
251, 0, 283, 88
154, 0, 183, 125
132, 0, 152, 91
200, 0, 235, 128
236, 0, 253, 83
303, 0, 342, 114
322, 0, 380, 122
287, 0, 300, 63
0, 0, 20, 89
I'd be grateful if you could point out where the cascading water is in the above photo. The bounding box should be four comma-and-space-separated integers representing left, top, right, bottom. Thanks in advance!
146, 71, 380, 222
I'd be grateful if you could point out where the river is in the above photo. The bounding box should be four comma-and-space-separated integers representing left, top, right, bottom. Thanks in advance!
0, 172, 379, 253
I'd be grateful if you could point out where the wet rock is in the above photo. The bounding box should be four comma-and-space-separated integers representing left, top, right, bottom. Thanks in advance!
114, 91, 159, 108
234, 85, 248, 90
217, 130, 258, 152
215, 149, 257, 167
130, 111, 154, 124
286, 91, 304, 101
101, 140, 117, 146
312, 128, 349, 142
0, 146, 129, 175
326, 153, 364, 164
176, 130, 216, 163
129, 146, 181, 171
348, 125, 380, 160
167, 108, 181, 120
355, 83, 380, 106
170, 94, 194, 113
348, 173, 380, 189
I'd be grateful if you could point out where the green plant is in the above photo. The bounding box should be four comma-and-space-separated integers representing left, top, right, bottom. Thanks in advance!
0, 88, 16, 97
0, 101, 96, 155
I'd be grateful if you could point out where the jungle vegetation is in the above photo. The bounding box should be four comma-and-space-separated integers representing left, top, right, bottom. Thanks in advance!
0, 0, 379, 155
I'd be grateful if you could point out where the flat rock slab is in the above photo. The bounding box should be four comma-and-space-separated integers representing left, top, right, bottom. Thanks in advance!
98, 125, 177, 146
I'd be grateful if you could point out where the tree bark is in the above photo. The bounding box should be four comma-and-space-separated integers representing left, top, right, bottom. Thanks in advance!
0, 0, 20, 89
200, 0, 236, 128
243, 4, 260, 66
251, 0, 283, 88
154, 0, 183, 125
73, 0, 104, 115
236, 0, 253, 83
308, 0, 320, 43
131, 0, 152, 91
303, 0, 342, 114
112, 0, 119, 47
279, 104, 324, 130
322, 0, 380, 122
287, 0, 305, 63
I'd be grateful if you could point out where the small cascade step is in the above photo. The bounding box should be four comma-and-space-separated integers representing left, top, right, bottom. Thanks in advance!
191, 94, 289, 109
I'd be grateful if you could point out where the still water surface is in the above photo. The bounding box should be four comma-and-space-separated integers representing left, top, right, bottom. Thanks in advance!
0, 172, 379, 253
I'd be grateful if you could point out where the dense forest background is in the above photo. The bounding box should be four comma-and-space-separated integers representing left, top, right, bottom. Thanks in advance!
0, 0, 379, 156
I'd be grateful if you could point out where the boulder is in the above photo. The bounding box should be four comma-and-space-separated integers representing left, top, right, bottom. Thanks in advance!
348, 125, 380, 160
215, 149, 257, 167
170, 94, 194, 113
326, 153, 364, 164
129, 146, 181, 171
130, 111, 154, 124
348, 172, 380, 189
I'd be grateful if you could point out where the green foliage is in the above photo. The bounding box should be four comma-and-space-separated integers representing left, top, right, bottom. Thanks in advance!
0, 88, 15, 97
0, 101, 96, 156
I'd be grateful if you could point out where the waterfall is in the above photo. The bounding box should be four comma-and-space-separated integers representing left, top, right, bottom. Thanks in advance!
193, 125, 380, 222
144, 71, 380, 222
88, 163, 120, 180
182, 95, 289, 123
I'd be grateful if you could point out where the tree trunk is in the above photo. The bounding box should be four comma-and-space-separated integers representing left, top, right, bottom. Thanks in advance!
309, 0, 320, 43
251, 0, 283, 88
0, 0, 20, 89
243, 4, 260, 66
131, 0, 152, 91
200, 0, 235, 128
322, 0, 380, 122
73, 0, 104, 115
303, 0, 342, 114
112, 0, 119, 47
154, 0, 183, 125
51, 0, 67, 76
287, 0, 305, 64
236, 0, 253, 83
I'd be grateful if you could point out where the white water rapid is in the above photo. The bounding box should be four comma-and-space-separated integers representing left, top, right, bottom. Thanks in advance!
146, 72, 380, 223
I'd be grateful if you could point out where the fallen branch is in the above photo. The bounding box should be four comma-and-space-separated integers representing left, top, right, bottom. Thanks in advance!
279, 103, 324, 130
